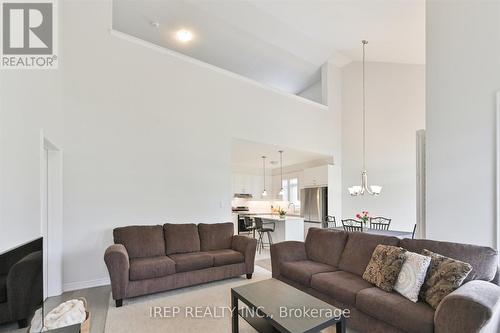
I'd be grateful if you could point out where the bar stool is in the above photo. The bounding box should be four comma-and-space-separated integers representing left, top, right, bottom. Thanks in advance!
254, 217, 275, 254
243, 216, 257, 238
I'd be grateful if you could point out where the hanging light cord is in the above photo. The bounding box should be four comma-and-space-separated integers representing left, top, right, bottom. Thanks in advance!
262, 156, 266, 190
280, 151, 283, 188
362, 40, 367, 171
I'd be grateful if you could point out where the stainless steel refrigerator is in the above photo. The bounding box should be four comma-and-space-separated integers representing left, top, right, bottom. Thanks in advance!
300, 187, 328, 226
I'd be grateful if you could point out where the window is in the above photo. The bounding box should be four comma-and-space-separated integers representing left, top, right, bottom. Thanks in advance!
289, 178, 299, 205
281, 177, 299, 208
282, 179, 289, 201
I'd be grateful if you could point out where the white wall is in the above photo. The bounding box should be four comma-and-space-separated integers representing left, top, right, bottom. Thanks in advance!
57, 0, 339, 289
342, 62, 425, 231
426, 1, 500, 247
298, 81, 322, 105
0, 67, 63, 252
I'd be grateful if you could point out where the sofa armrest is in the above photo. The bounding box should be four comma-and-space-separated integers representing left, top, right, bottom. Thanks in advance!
7, 251, 43, 321
270, 241, 307, 278
232, 235, 257, 274
434, 280, 500, 333
104, 244, 130, 301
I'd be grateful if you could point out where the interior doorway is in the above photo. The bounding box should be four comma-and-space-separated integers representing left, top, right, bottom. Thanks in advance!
41, 136, 63, 298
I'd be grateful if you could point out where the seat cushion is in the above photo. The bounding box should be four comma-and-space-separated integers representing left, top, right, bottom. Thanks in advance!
356, 287, 434, 333
305, 228, 348, 267
311, 270, 373, 305
163, 223, 200, 255
400, 238, 497, 283
338, 232, 400, 276
198, 223, 234, 251
113, 225, 165, 259
280, 260, 336, 286
0, 275, 6, 303
129, 256, 176, 281
169, 252, 214, 273
209, 249, 244, 267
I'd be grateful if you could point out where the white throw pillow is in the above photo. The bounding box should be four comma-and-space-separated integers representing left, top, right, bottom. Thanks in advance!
394, 251, 431, 302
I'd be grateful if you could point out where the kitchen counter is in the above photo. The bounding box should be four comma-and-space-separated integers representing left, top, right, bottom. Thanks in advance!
251, 214, 303, 221
253, 214, 305, 242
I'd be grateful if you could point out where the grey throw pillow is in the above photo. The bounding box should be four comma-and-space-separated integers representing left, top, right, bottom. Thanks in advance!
362, 245, 407, 292
421, 249, 472, 309
394, 251, 431, 302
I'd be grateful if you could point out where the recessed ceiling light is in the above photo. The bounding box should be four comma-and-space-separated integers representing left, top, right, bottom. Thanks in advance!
176, 29, 193, 43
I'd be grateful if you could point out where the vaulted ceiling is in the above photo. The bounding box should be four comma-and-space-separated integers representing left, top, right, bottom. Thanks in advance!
113, 0, 425, 96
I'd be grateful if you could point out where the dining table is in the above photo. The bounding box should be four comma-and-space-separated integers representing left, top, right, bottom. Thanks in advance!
329, 227, 413, 239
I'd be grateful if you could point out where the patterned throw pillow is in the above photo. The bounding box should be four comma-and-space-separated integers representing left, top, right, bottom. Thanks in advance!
362, 245, 407, 292
394, 251, 431, 302
420, 249, 473, 309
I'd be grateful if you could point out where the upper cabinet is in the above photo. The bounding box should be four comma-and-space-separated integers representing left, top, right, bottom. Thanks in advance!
232, 173, 271, 199
301, 165, 331, 188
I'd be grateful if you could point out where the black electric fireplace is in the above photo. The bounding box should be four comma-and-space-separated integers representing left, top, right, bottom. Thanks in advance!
0, 237, 43, 331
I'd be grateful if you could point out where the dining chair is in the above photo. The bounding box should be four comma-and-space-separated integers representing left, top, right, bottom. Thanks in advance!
323, 215, 336, 228
412, 224, 417, 239
369, 217, 391, 230
341, 219, 363, 232
254, 217, 275, 253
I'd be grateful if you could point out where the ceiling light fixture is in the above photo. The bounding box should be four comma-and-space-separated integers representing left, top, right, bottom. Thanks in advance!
176, 29, 193, 43
278, 150, 284, 197
261, 156, 268, 197
348, 40, 382, 197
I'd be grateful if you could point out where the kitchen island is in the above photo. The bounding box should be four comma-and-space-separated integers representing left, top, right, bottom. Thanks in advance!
251, 214, 305, 242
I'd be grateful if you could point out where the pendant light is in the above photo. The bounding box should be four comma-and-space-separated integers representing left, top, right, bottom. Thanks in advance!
261, 156, 268, 197
348, 40, 382, 196
278, 150, 284, 196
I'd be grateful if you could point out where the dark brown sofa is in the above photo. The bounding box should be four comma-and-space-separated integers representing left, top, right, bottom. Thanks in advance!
0, 238, 43, 328
104, 222, 256, 307
271, 228, 500, 333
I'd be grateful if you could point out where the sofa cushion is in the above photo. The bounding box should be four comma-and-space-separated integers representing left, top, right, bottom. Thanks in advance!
129, 256, 176, 281
394, 251, 432, 302
163, 223, 200, 255
400, 238, 497, 283
338, 232, 400, 276
421, 249, 472, 309
113, 225, 165, 259
169, 252, 214, 273
305, 228, 348, 267
311, 270, 373, 305
280, 260, 337, 286
209, 249, 244, 267
362, 245, 407, 292
0, 275, 6, 303
356, 287, 434, 333
198, 223, 234, 251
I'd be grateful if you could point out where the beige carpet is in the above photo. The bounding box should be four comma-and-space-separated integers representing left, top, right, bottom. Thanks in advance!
105, 266, 357, 333
255, 258, 272, 272
105, 266, 271, 333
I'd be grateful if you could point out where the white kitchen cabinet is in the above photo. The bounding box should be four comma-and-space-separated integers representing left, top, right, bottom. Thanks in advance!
302, 165, 330, 187
232, 173, 271, 199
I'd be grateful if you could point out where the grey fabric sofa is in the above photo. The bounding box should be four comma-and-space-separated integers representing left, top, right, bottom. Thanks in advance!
271, 228, 500, 333
104, 222, 257, 307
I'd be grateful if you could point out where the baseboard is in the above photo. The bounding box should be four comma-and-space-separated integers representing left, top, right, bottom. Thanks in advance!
63, 277, 110, 292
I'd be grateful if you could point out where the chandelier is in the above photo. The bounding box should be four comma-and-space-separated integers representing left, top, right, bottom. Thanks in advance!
348, 40, 382, 196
